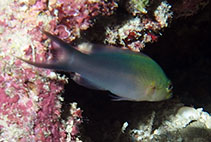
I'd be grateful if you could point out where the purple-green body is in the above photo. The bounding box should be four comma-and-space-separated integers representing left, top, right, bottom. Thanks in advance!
19, 31, 172, 101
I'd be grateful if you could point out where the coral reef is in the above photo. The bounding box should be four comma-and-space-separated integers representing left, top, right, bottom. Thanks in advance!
49, 0, 118, 40
129, 105, 211, 142
0, 0, 100, 141
104, 1, 173, 51
127, 0, 149, 15
0, 0, 118, 140
1, 0, 209, 141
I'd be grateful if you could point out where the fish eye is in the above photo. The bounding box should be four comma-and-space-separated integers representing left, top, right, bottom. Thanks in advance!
166, 82, 173, 93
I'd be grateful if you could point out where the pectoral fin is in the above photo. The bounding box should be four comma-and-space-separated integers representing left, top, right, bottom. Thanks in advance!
71, 73, 104, 90
108, 93, 133, 101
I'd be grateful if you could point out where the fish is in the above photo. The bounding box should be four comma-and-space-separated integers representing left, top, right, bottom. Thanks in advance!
18, 31, 173, 101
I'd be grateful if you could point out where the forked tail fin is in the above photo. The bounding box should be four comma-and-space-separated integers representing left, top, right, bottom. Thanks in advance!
17, 31, 85, 71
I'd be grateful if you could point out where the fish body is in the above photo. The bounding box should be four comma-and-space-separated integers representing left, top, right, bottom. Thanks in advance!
19, 31, 172, 101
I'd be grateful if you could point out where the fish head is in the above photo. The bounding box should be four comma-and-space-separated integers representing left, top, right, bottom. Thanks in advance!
144, 80, 173, 101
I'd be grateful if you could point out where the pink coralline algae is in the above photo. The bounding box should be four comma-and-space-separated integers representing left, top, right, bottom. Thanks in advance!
0, 55, 82, 141
0, 0, 118, 140
53, 0, 118, 39
0, 0, 118, 141
30, 0, 118, 42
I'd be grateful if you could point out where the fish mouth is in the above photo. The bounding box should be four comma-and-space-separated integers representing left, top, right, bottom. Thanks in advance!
165, 92, 173, 100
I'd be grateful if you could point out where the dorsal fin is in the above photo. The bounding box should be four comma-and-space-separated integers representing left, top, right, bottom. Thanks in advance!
75, 42, 151, 60
42, 31, 83, 56
76, 42, 133, 55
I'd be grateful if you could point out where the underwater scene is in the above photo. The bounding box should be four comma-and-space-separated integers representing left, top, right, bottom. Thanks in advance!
0, 0, 210, 141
